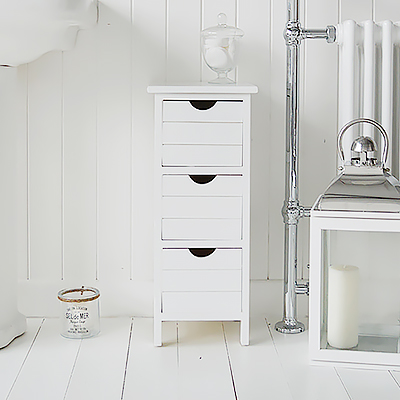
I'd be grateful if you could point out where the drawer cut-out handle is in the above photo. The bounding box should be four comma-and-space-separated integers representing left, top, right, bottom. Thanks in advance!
189, 248, 216, 258
189, 175, 216, 185
189, 100, 217, 110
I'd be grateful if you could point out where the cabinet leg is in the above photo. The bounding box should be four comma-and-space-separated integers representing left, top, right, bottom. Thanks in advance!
154, 319, 162, 347
240, 319, 249, 346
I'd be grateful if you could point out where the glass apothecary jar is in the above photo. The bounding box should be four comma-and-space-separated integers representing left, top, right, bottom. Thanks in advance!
201, 13, 244, 84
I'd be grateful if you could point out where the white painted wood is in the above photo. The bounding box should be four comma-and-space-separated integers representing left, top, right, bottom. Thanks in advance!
269, 322, 351, 400
163, 122, 243, 145
14, 0, 400, 334
27, 53, 63, 281
162, 174, 243, 196
264, 0, 286, 280
299, 0, 339, 280
166, 0, 202, 82
0, 319, 42, 400
336, 368, 400, 400
162, 218, 242, 241
389, 370, 400, 387
237, 0, 270, 281
162, 292, 241, 314
224, 319, 293, 399
162, 269, 241, 292
10, 284, 400, 399
176, 321, 236, 400
162, 144, 243, 167
65, 318, 132, 399
162, 196, 242, 219
62, 23, 98, 282
162, 248, 242, 270
0, 66, 28, 348
9, 65, 29, 283
148, 83, 258, 94
122, 318, 179, 398
163, 100, 244, 122
131, 0, 166, 283
374, 1, 400, 21
153, 86, 252, 346
7, 319, 81, 400
96, 0, 132, 282
340, 0, 373, 22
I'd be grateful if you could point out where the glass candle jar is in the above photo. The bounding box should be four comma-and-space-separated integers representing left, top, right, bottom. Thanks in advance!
58, 286, 100, 339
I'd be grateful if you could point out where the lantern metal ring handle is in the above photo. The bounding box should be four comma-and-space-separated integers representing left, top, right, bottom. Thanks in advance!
337, 118, 389, 166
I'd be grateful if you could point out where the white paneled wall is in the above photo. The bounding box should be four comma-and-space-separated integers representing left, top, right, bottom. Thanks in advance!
1, 0, 399, 317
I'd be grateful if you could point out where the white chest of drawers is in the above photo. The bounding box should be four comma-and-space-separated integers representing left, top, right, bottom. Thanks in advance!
148, 83, 258, 346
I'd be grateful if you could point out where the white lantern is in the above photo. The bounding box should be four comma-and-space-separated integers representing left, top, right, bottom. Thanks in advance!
309, 118, 400, 367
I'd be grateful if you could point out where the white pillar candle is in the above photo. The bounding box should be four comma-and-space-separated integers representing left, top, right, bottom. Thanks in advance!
327, 265, 359, 349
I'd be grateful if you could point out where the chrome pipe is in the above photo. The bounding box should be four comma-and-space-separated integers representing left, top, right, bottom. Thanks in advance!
287, 0, 299, 21
303, 26, 336, 42
275, 17, 305, 334
275, 0, 336, 334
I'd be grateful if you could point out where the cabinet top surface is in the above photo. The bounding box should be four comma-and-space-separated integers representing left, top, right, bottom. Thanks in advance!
147, 82, 258, 94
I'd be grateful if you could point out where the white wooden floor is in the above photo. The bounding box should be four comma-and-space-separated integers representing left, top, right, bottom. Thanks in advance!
2, 280, 400, 400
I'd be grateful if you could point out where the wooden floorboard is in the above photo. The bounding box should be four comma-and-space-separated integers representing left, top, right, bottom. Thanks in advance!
7, 318, 82, 400
122, 318, 179, 400
267, 317, 351, 400
223, 319, 293, 400
0, 318, 42, 400
2, 282, 400, 399
176, 321, 236, 400
64, 317, 132, 400
336, 367, 400, 400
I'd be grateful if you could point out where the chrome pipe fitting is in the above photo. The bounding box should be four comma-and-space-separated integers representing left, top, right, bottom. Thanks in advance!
275, 0, 336, 335
295, 282, 309, 296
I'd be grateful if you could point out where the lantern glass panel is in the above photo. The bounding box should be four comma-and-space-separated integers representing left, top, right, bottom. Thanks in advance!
320, 229, 400, 354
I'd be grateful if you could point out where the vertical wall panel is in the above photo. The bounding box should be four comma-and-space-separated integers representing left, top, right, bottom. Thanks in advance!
202, 0, 237, 83
0, 67, 27, 313
14, 66, 29, 283
63, 29, 98, 282
298, 0, 339, 279
167, 0, 202, 81
27, 53, 63, 281
97, 0, 132, 281
375, 1, 400, 21
237, 0, 271, 279
12, 0, 400, 317
266, 0, 287, 279
340, 0, 373, 22
131, 0, 166, 283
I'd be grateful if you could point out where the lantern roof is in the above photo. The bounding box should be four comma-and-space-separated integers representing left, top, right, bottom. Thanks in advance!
313, 166, 400, 213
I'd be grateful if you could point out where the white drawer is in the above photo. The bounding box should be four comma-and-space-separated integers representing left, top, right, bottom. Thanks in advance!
162, 174, 243, 196
161, 218, 242, 240
162, 248, 242, 270
162, 144, 242, 167
162, 292, 242, 314
163, 100, 243, 122
162, 269, 241, 292
163, 122, 242, 145
162, 197, 242, 219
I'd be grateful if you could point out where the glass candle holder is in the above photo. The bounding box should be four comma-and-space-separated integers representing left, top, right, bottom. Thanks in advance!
58, 286, 100, 339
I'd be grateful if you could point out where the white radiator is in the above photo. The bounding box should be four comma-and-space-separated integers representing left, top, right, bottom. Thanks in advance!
337, 20, 400, 172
